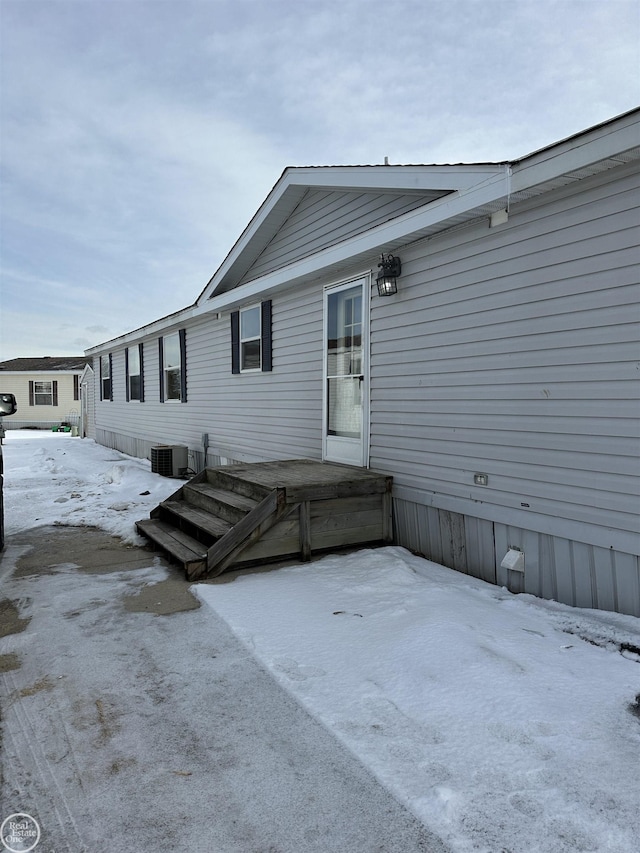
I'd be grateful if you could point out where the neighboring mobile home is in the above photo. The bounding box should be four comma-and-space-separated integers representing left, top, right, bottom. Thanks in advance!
86, 109, 640, 616
0, 356, 89, 431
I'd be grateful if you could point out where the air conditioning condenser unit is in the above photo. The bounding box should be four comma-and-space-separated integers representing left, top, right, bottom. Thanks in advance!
150, 445, 188, 478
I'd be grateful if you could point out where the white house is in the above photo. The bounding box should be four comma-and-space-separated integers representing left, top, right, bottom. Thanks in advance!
0, 356, 89, 431
86, 109, 640, 616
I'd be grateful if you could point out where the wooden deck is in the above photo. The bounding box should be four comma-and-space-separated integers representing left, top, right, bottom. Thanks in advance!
136, 459, 393, 580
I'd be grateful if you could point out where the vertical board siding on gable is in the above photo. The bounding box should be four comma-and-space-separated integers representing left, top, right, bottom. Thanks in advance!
240, 189, 443, 284
369, 164, 640, 557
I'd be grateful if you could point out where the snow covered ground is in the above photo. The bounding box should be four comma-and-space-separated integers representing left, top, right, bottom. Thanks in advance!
2, 431, 640, 853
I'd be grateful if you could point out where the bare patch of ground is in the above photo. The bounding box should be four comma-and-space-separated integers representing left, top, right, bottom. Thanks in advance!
0, 653, 21, 672
0, 598, 30, 637
7, 525, 200, 616
122, 575, 200, 615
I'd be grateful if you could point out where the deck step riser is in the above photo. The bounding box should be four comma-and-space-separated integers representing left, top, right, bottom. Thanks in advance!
205, 469, 272, 502
184, 486, 251, 524
157, 501, 232, 544
156, 509, 216, 548
136, 519, 206, 576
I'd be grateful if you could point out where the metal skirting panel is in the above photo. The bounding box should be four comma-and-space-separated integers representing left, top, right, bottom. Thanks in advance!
494, 524, 640, 617
393, 498, 496, 584
393, 497, 640, 617
97, 429, 154, 460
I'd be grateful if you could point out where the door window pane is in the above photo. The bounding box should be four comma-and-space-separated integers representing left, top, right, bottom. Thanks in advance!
326, 285, 363, 439
327, 376, 362, 437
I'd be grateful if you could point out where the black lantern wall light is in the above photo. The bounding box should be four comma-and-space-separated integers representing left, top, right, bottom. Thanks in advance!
376, 253, 401, 296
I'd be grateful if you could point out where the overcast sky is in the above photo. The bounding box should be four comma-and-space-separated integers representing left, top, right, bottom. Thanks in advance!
1, 0, 638, 361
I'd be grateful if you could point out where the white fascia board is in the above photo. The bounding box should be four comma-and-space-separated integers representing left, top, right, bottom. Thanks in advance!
284, 163, 504, 192
84, 305, 204, 355
200, 166, 510, 313
0, 369, 80, 376
511, 113, 640, 193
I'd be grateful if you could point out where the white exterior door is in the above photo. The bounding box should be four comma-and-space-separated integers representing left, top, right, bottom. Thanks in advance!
323, 278, 369, 466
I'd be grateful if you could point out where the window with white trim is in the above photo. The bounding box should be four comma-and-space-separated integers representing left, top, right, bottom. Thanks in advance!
164, 333, 181, 399
230, 300, 272, 374
240, 305, 261, 371
100, 354, 112, 401
126, 344, 144, 401
34, 381, 53, 405
159, 330, 187, 402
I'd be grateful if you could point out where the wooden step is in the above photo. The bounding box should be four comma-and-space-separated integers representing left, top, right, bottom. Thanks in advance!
205, 468, 273, 502
184, 482, 258, 523
136, 518, 207, 576
158, 500, 233, 540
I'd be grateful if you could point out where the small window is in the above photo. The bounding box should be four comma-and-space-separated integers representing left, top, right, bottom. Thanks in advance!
100, 354, 112, 401
29, 380, 58, 406
126, 344, 144, 401
163, 333, 181, 399
240, 305, 261, 371
231, 300, 272, 374
159, 330, 187, 402
34, 381, 53, 405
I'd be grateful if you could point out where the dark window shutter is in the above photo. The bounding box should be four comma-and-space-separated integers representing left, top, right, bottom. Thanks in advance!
158, 338, 165, 402
52, 380, 58, 407
125, 349, 130, 402
261, 299, 272, 372
231, 311, 240, 374
108, 354, 113, 401
179, 328, 187, 403
29, 381, 34, 406
139, 343, 145, 403
74, 375, 79, 400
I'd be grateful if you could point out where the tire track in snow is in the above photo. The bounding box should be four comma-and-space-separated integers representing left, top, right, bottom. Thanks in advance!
1, 667, 90, 852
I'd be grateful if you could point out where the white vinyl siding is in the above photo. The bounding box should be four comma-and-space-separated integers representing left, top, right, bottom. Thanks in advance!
93, 286, 323, 464
369, 162, 640, 552
239, 188, 447, 284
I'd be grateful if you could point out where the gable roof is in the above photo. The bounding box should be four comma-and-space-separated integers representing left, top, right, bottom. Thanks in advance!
196, 164, 509, 302
0, 357, 91, 373
195, 107, 639, 309
85, 107, 640, 355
